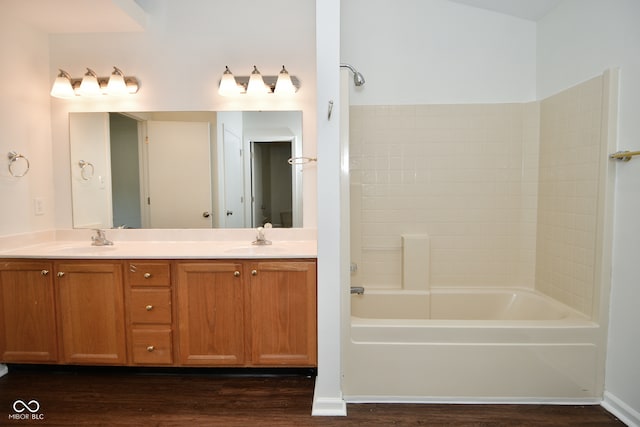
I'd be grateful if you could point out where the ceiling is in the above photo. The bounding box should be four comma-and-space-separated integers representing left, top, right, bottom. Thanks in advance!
448, 0, 562, 21
0, 0, 147, 33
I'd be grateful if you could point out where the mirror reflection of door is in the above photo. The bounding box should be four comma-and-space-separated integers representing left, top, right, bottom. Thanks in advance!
222, 126, 245, 228
146, 121, 213, 228
110, 113, 142, 228
250, 141, 293, 228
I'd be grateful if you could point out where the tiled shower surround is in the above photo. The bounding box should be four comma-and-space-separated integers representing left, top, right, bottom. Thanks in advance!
349, 76, 605, 316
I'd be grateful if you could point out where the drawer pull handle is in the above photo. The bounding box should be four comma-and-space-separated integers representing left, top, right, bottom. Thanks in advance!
57, 272, 65, 278
144, 273, 152, 279
145, 305, 153, 311
233, 271, 240, 277
41, 270, 49, 276
146, 346, 155, 352
251, 269, 258, 276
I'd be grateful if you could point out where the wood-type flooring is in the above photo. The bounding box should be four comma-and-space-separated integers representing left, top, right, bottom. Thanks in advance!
0, 366, 625, 426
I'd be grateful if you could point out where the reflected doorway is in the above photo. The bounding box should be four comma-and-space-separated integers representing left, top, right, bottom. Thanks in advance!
251, 141, 293, 228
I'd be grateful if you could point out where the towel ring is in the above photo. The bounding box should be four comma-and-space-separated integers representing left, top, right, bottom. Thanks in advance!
8, 151, 30, 177
79, 160, 95, 180
288, 156, 317, 165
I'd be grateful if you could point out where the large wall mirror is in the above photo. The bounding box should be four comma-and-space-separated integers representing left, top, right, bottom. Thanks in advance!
69, 111, 303, 229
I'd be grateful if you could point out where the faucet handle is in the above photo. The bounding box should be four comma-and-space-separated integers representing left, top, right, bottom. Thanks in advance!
91, 228, 113, 246
252, 224, 272, 245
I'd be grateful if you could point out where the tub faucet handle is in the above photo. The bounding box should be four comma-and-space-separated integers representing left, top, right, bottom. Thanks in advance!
350, 286, 365, 295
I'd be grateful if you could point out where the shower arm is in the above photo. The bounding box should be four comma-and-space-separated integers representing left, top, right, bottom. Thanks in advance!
340, 63, 365, 87
340, 63, 357, 74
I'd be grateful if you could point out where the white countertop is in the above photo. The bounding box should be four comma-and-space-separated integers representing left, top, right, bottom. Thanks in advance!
0, 229, 317, 260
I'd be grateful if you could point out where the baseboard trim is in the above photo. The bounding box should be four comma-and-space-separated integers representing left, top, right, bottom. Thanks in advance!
311, 397, 347, 416
344, 395, 602, 405
602, 391, 640, 427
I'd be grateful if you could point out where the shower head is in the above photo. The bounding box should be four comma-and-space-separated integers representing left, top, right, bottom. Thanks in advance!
340, 63, 365, 87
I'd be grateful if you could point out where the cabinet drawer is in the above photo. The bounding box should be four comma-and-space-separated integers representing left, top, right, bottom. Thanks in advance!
131, 329, 173, 365
127, 262, 171, 287
130, 289, 172, 324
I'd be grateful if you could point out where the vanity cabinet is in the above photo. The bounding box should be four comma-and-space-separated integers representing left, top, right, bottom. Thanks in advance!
176, 261, 245, 365
0, 261, 58, 362
175, 260, 317, 367
0, 256, 316, 369
55, 261, 127, 365
125, 261, 174, 365
248, 261, 317, 366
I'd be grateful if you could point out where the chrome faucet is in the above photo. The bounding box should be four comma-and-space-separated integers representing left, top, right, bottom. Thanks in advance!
91, 229, 113, 246
252, 223, 272, 246
350, 286, 365, 295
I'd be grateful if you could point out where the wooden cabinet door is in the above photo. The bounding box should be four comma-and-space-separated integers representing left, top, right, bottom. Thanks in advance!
248, 261, 316, 366
0, 261, 58, 362
55, 261, 126, 365
176, 262, 244, 365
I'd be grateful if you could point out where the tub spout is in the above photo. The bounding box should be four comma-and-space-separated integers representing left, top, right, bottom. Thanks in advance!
350, 286, 365, 295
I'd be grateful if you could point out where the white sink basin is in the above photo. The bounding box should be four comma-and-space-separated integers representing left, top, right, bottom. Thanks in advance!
224, 245, 289, 255
51, 244, 118, 255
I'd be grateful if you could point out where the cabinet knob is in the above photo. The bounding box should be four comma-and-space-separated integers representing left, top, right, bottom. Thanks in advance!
57, 272, 65, 278
233, 271, 240, 277
251, 270, 258, 276
146, 346, 155, 352
145, 305, 153, 311
144, 273, 152, 279
129, 264, 137, 273
41, 270, 49, 276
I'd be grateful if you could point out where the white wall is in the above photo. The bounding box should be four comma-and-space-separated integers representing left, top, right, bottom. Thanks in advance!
68, 113, 112, 228
340, 0, 537, 105
0, 11, 55, 236
538, 1, 640, 423
48, 0, 317, 229
312, 0, 346, 416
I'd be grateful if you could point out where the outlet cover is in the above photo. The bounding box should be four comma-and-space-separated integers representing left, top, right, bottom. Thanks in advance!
34, 198, 45, 216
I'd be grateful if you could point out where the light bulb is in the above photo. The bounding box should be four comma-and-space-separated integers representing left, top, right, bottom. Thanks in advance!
218, 66, 241, 96
274, 65, 296, 95
78, 68, 101, 96
246, 65, 269, 95
106, 66, 128, 95
50, 69, 75, 98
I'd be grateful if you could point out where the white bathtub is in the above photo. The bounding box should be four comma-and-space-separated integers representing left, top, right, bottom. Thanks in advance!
351, 288, 587, 321
344, 288, 603, 403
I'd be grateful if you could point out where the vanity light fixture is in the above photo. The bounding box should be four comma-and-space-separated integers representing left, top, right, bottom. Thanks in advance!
78, 68, 101, 96
274, 65, 296, 95
218, 65, 300, 96
50, 66, 140, 98
218, 66, 242, 96
247, 65, 270, 95
50, 69, 75, 98
106, 66, 129, 95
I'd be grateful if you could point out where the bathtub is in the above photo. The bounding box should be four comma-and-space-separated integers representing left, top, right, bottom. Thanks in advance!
351, 288, 587, 321
344, 288, 603, 403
